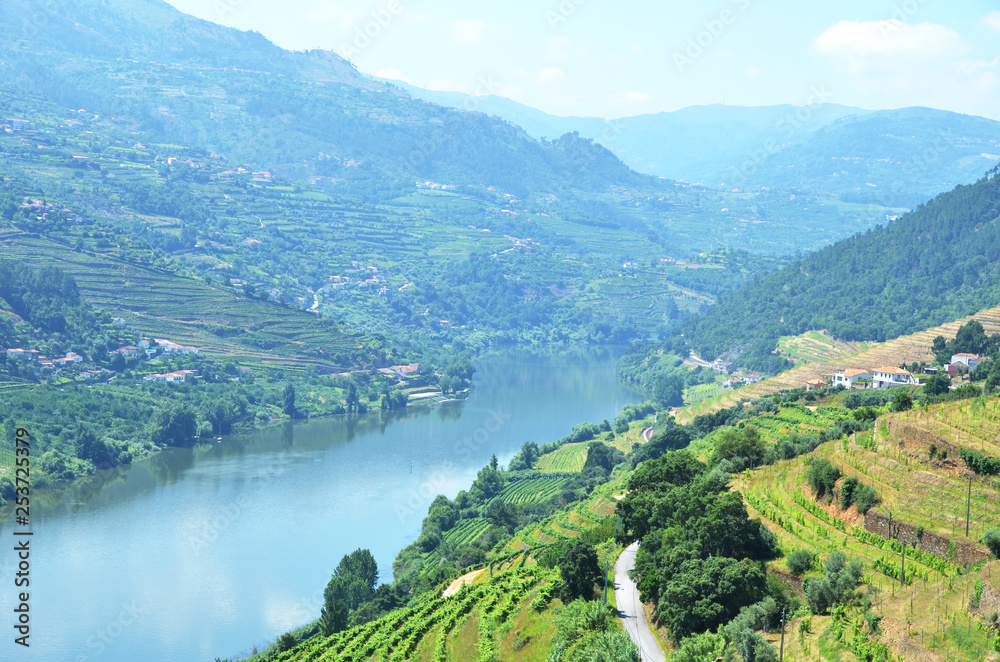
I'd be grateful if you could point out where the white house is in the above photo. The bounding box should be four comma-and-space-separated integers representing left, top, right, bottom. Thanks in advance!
951, 353, 987, 370
872, 366, 914, 389
711, 359, 735, 374
833, 369, 870, 389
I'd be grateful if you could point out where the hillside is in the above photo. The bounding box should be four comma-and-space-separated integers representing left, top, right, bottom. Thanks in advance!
677, 303, 1000, 422
682, 167, 1000, 371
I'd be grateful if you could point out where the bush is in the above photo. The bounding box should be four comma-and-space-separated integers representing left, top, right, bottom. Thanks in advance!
984, 529, 1000, 558
806, 459, 840, 498
787, 549, 813, 576
839, 476, 859, 510
853, 485, 880, 514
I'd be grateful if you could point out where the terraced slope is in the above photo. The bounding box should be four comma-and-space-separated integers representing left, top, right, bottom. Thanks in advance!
0, 232, 368, 369
679, 305, 1000, 422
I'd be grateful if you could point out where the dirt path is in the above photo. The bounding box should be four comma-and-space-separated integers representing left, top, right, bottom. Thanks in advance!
441, 568, 485, 597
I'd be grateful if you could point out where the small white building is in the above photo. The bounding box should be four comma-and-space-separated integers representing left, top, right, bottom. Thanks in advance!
872, 366, 914, 389
833, 369, 870, 389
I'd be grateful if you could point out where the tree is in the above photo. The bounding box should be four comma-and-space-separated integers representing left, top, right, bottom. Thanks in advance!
984, 529, 1000, 558
323, 548, 379, 620
151, 404, 197, 447
890, 391, 913, 412
803, 552, 863, 613
583, 442, 620, 473
711, 426, 766, 470
786, 549, 813, 576
283, 383, 296, 418
558, 539, 601, 602
319, 600, 348, 636
659, 556, 766, 641
923, 374, 951, 396
805, 459, 840, 498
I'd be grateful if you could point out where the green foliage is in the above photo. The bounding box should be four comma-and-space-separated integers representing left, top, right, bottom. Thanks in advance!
710, 425, 766, 471
323, 548, 379, 630
984, 529, 1000, 558
805, 458, 840, 498
923, 374, 952, 396
582, 442, 623, 474
658, 556, 767, 641
548, 599, 639, 662
282, 383, 296, 418
802, 552, 864, 614
558, 539, 601, 602
960, 448, 1000, 475
787, 549, 814, 576
670, 631, 728, 662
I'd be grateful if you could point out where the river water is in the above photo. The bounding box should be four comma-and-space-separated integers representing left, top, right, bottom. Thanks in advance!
0, 349, 639, 661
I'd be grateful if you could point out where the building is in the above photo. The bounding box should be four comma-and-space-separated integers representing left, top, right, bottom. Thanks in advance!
805, 378, 829, 391
951, 353, 987, 370
392, 363, 420, 377
711, 359, 735, 374
832, 369, 870, 389
872, 366, 914, 389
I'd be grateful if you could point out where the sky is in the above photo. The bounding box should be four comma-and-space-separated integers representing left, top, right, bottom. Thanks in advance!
164, 0, 1000, 120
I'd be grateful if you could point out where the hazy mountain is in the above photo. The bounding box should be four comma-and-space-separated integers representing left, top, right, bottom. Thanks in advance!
396, 83, 1000, 207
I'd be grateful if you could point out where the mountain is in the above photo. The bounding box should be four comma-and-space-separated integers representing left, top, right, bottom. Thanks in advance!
396, 83, 1000, 207
680, 165, 1000, 371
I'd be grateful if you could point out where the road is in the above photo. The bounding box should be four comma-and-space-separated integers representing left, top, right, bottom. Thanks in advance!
641, 426, 654, 442
615, 541, 667, 662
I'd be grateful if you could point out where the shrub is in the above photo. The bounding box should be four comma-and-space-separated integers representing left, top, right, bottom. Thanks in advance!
806, 459, 840, 498
787, 549, 813, 576
853, 485, 880, 514
984, 529, 1000, 558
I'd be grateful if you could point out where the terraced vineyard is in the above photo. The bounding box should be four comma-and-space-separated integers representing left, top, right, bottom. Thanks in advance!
678, 304, 1000, 422
269, 566, 557, 662
494, 478, 566, 506
740, 452, 956, 589
503, 482, 619, 555
777, 330, 869, 365
0, 232, 368, 369
535, 443, 589, 472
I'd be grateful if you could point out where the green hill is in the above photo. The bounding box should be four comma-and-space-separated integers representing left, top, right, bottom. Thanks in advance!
683, 167, 1000, 371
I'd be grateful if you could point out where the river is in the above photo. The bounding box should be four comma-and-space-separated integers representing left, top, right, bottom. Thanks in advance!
0, 349, 640, 661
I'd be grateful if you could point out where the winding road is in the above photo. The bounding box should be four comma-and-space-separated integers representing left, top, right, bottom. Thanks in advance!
615, 541, 667, 662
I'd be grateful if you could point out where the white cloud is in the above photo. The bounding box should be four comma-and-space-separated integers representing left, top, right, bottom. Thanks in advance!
984, 11, 1000, 33
545, 35, 570, 61
630, 42, 644, 57
450, 19, 486, 45
374, 68, 411, 84
813, 20, 969, 65
537, 66, 567, 85
746, 65, 762, 77
812, 20, 1000, 120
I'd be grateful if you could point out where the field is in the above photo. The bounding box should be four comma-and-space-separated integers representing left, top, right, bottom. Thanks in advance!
678, 305, 1000, 422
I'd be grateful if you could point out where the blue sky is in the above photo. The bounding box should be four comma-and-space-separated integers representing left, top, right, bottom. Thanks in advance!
166, 0, 1000, 120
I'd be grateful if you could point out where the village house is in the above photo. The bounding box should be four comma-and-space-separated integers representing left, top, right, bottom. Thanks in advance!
391, 363, 420, 378
872, 366, 914, 389
805, 378, 829, 391
832, 369, 870, 389
6, 348, 40, 361
951, 353, 987, 370
711, 359, 735, 374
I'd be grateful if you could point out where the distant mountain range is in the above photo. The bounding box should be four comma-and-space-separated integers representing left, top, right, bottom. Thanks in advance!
392, 82, 1000, 208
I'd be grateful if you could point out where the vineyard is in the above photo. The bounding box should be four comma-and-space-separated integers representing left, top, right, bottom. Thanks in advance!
269, 566, 559, 662
494, 478, 566, 506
